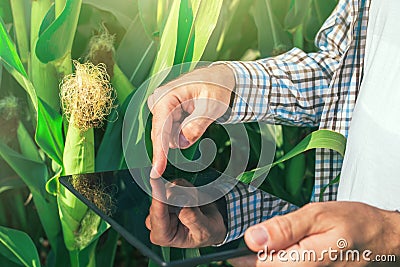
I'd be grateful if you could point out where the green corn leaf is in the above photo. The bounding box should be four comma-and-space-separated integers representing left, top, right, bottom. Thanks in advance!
174, 0, 195, 65
95, 229, 119, 267
0, 18, 25, 76
63, 126, 95, 175
303, 0, 337, 42
96, 92, 132, 172
72, 3, 127, 61
70, 237, 101, 267
30, 1, 61, 111
83, 0, 136, 30
270, 0, 291, 25
58, 189, 109, 252
17, 122, 42, 163
57, 190, 87, 251
0, 141, 46, 194
138, 0, 160, 39
0, 143, 61, 250
124, 0, 181, 170
284, 0, 312, 32
202, 0, 257, 61
36, 0, 82, 63
319, 174, 340, 201
161, 246, 170, 263
115, 15, 157, 88
185, 248, 207, 267
281, 127, 306, 197
191, 0, 223, 63
31, 190, 61, 242
35, 98, 64, 166
0, 226, 41, 267
285, 153, 306, 196
175, 0, 223, 67
0, 141, 61, 249
0, 59, 2, 85
60, 125, 94, 251
38, 3, 55, 37
45, 163, 62, 195
150, 0, 180, 78
10, 0, 29, 64
0, 176, 25, 195
112, 64, 136, 105
238, 129, 346, 184
147, 0, 222, 86
61, 122, 108, 254
0, 0, 12, 23
157, 0, 174, 31
251, 0, 291, 57
0, 18, 37, 110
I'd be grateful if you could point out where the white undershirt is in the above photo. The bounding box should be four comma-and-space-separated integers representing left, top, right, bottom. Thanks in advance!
337, 0, 400, 210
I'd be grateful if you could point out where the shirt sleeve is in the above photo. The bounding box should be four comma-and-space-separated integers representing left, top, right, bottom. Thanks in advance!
216, 182, 298, 245
213, 0, 353, 245
217, 0, 352, 127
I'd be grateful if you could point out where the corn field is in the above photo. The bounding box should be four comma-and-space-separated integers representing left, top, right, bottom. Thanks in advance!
0, 0, 337, 266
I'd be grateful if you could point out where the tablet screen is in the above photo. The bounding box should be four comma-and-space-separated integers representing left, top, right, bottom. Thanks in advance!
59, 165, 252, 267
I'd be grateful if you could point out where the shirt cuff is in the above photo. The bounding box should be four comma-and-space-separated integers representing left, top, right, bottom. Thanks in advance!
220, 182, 264, 245
211, 61, 271, 124
213, 181, 299, 246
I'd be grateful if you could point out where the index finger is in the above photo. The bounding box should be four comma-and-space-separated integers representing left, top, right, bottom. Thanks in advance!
149, 100, 173, 178
149, 178, 171, 238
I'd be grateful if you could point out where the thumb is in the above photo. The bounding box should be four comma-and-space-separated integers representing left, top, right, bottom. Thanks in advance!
244, 204, 322, 252
180, 115, 214, 148
179, 98, 226, 148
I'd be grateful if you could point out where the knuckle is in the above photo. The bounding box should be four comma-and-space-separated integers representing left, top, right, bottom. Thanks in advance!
180, 209, 198, 225
191, 126, 203, 139
308, 203, 332, 222
183, 125, 202, 142
269, 215, 295, 243
303, 202, 320, 210
304, 202, 326, 219
199, 229, 211, 243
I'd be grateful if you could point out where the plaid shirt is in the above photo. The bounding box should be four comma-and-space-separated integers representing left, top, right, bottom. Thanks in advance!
218, 0, 370, 244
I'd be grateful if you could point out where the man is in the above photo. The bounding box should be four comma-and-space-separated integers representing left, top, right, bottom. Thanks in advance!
145, 0, 400, 265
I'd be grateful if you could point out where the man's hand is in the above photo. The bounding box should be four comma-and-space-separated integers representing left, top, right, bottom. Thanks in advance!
146, 178, 227, 248
229, 201, 400, 266
147, 64, 235, 178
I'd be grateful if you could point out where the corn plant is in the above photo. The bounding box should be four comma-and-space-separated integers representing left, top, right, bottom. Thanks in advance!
0, 0, 337, 266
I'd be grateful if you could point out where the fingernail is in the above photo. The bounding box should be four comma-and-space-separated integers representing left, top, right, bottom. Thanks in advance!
179, 133, 190, 147
248, 227, 268, 246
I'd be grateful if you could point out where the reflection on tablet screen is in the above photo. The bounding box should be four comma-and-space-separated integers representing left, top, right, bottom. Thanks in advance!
59, 165, 252, 267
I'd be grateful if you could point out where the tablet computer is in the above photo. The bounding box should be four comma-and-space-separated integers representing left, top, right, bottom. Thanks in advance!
59, 165, 253, 267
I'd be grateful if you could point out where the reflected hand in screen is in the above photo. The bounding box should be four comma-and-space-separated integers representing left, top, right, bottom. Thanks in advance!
146, 178, 227, 248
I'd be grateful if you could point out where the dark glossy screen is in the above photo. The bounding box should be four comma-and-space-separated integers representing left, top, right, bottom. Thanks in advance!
59, 165, 252, 267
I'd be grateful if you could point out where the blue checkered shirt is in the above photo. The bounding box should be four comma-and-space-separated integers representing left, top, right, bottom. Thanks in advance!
217, 0, 370, 244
